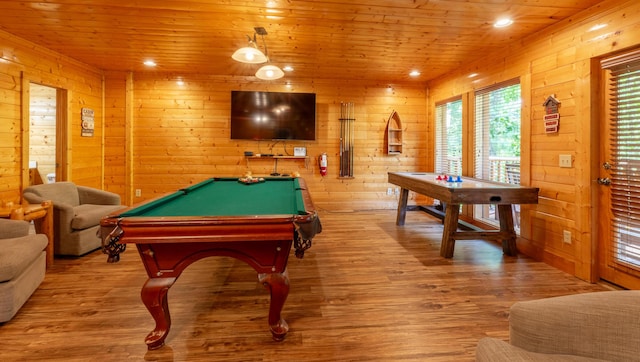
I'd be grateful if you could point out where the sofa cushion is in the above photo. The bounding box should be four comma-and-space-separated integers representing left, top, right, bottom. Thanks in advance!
0, 219, 30, 239
24, 181, 81, 206
476, 338, 609, 362
71, 204, 125, 230
0, 235, 48, 282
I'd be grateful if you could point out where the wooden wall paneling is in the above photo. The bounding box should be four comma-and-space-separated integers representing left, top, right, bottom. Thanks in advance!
518, 71, 535, 245
589, 57, 605, 283
69, 86, 102, 186
116, 73, 427, 210
125, 72, 134, 205
0, 29, 104, 193
57, 89, 69, 183
103, 71, 127, 197
426, 0, 640, 280
0, 27, 102, 202
0, 63, 22, 203
19, 74, 29, 196
100, 73, 105, 188
572, 58, 598, 281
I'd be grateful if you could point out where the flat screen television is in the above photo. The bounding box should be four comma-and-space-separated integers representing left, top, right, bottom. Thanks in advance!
230, 91, 316, 141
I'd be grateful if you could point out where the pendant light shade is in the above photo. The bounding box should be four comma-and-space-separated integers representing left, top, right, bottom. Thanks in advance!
233, 27, 285, 80
255, 64, 284, 80
231, 45, 267, 64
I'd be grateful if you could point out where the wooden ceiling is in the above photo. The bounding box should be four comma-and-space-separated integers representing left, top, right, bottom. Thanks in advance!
0, 0, 606, 83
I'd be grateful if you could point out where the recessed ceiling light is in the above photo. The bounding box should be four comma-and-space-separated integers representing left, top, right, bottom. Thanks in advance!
589, 23, 607, 32
283, 65, 294, 72
143, 60, 157, 67
468, 73, 478, 78
266, 8, 283, 19
494, 18, 513, 28
409, 70, 421, 77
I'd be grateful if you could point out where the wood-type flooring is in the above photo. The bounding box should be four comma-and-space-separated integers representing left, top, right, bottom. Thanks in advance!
0, 209, 612, 361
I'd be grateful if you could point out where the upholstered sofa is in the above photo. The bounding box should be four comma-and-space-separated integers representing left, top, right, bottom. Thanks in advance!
476, 290, 640, 361
23, 182, 124, 256
0, 219, 48, 322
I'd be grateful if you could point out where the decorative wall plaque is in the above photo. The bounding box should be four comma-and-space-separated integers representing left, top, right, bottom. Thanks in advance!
543, 95, 560, 134
81, 107, 94, 137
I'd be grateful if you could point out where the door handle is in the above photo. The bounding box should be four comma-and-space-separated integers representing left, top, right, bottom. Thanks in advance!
597, 177, 611, 186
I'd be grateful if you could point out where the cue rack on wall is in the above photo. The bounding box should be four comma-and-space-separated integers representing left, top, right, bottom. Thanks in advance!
339, 102, 355, 178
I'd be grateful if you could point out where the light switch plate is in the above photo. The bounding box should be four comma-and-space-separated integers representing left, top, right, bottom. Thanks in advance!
559, 154, 572, 168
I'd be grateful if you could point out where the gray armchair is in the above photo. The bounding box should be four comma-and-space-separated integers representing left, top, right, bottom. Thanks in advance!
476, 290, 640, 361
0, 219, 48, 322
23, 182, 125, 256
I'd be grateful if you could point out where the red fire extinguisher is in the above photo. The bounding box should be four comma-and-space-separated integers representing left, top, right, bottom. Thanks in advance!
319, 153, 328, 176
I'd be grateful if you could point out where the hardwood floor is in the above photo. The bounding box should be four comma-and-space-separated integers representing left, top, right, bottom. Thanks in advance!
0, 209, 611, 361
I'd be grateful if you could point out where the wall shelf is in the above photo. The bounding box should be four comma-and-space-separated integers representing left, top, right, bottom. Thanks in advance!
386, 110, 403, 154
245, 155, 310, 175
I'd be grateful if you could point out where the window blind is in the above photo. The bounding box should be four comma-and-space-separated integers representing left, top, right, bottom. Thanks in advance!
435, 99, 462, 175
474, 81, 521, 183
601, 55, 640, 272
473, 81, 521, 226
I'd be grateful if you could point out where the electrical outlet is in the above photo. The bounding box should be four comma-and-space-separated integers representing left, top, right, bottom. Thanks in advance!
135, 189, 141, 197
559, 154, 572, 168
563, 230, 572, 244
387, 187, 393, 196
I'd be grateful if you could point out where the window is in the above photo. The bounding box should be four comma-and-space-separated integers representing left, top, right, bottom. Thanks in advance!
474, 81, 521, 226
435, 99, 462, 175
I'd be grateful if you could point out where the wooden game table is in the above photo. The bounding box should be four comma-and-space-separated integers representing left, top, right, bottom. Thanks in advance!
388, 172, 539, 258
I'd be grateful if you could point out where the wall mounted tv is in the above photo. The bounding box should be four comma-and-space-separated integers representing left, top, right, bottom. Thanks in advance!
230, 90, 317, 141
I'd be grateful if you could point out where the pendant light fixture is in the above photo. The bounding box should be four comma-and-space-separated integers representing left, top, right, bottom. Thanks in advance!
255, 64, 285, 80
232, 27, 284, 80
231, 33, 268, 64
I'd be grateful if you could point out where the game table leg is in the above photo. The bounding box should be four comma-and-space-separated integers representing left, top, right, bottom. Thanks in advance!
497, 204, 518, 256
395, 188, 410, 226
140, 277, 177, 350
440, 203, 460, 258
258, 269, 290, 341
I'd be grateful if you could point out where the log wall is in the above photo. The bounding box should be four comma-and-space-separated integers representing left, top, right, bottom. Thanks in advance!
0, 30, 104, 204
426, 0, 640, 280
103, 73, 428, 211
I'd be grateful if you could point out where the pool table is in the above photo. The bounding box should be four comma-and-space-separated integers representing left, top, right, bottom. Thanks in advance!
100, 176, 321, 350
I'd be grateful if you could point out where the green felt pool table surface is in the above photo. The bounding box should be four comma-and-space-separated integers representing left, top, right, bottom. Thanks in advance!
120, 177, 307, 217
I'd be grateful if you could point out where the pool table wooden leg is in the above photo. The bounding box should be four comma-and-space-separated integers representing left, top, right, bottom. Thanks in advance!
141, 277, 177, 350
258, 269, 290, 341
